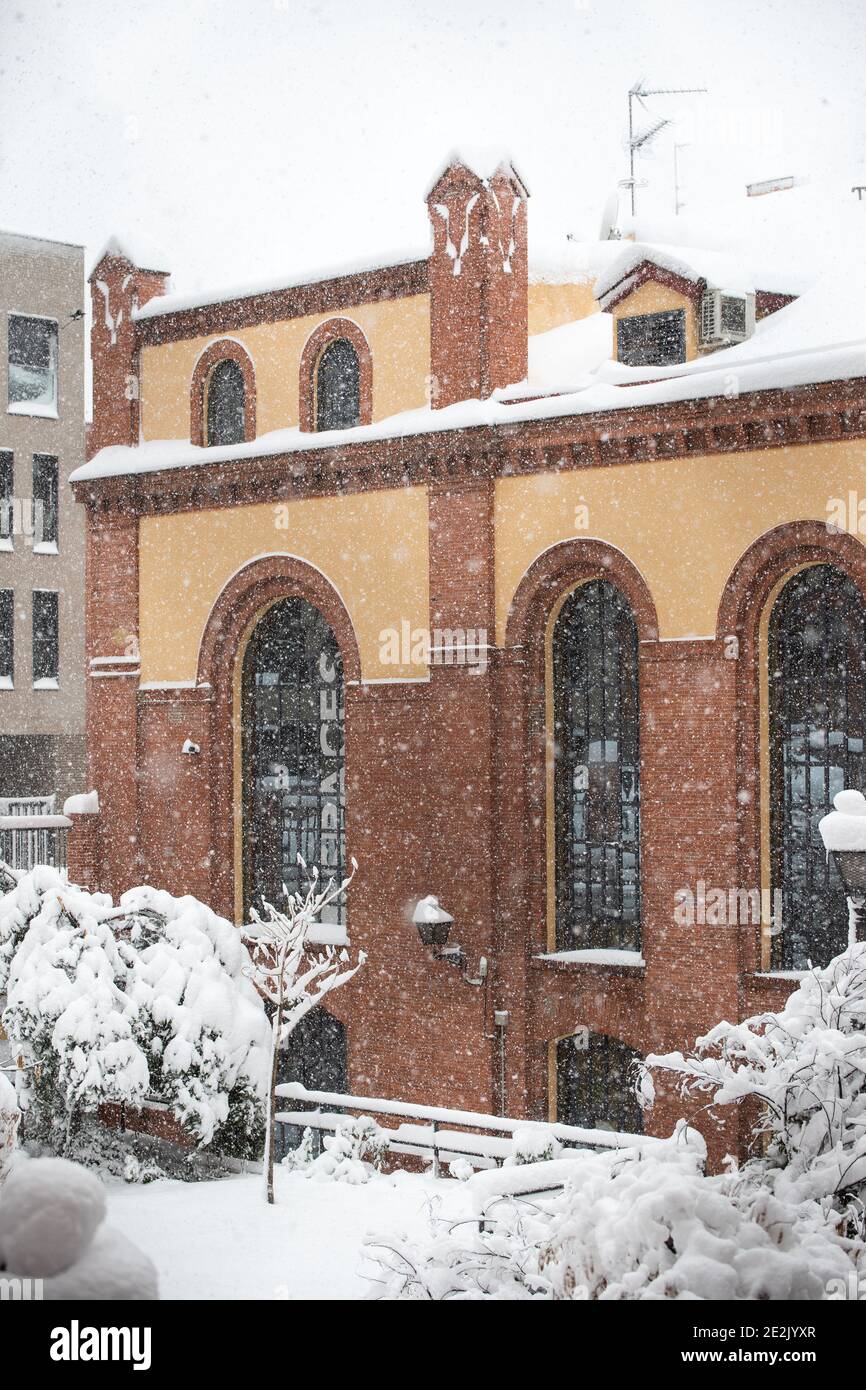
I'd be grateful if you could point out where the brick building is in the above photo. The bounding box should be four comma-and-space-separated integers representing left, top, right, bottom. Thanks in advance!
69, 154, 866, 1163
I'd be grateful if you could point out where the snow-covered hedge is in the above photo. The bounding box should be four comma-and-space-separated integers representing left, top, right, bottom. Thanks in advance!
0, 866, 271, 1158
367, 1136, 855, 1300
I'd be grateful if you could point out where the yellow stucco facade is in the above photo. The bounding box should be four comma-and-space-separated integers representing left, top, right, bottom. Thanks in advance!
494, 438, 866, 644
138, 487, 431, 685
139, 281, 602, 443
139, 295, 433, 441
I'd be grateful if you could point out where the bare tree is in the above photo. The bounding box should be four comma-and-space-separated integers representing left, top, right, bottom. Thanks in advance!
245, 859, 364, 1204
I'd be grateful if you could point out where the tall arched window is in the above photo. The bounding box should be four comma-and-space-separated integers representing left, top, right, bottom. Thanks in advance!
316, 338, 360, 432
207, 359, 246, 446
556, 1032, 643, 1134
241, 598, 346, 924
769, 564, 866, 968
553, 579, 640, 951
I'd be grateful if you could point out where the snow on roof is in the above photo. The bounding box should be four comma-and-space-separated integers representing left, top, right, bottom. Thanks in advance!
594, 241, 761, 302
72, 330, 866, 488
89, 233, 171, 279
134, 243, 431, 321
496, 312, 612, 399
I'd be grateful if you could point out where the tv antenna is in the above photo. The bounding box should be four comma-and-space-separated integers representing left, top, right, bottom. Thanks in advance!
626, 82, 707, 218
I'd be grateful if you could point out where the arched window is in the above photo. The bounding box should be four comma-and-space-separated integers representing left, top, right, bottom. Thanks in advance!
241, 597, 346, 924
316, 338, 360, 432
206, 359, 246, 446
553, 579, 640, 952
769, 564, 866, 968
556, 1032, 643, 1134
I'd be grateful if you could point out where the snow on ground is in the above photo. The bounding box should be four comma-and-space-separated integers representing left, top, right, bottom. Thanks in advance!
105, 1166, 454, 1300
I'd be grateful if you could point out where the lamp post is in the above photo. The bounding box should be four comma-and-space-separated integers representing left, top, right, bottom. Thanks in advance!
818, 789, 866, 943
412, 895, 488, 986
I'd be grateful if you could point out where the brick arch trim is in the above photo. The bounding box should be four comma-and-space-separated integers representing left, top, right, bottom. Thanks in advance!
717, 519, 866, 640
504, 538, 659, 660
299, 317, 373, 433
190, 338, 257, 446
718, 522, 866, 975
198, 555, 362, 919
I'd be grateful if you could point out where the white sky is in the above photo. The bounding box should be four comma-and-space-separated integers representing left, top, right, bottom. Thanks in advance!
0, 0, 863, 298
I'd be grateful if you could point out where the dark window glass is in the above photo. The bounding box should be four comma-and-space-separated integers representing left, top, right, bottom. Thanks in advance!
617, 309, 686, 367
557, 1032, 644, 1134
769, 565, 866, 968
275, 1011, 347, 1158
206, 360, 245, 446
0, 590, 13, 683
0, 453, 12, 542
554, 580, 640, 950
8, 315, 58, 410
32, 454, 58, 547
242, 597, 346, 923
316, 338, 360, 432
32, 590, 58, 684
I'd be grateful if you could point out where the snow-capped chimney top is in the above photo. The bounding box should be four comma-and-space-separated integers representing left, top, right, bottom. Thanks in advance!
87, 238, 171, 458
426, 151, 529, 409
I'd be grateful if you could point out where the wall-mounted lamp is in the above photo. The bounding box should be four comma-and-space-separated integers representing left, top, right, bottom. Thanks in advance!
412, 895, 488, 986
819, 788, 866, 942
181, 739, 201, 756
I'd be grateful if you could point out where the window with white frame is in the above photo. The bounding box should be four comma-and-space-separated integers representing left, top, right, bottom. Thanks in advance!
8, 315, 58, 415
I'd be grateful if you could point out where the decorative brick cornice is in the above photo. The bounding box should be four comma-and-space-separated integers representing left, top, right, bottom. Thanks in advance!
72, 374, 866, 521
135, 259, 429, 347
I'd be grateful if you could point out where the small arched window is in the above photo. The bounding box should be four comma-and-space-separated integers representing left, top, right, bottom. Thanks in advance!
556, 1032, 643, 1134
206, 359, 246, 446
769, 564, 866, 968
316, 338, 360, 432
553, 579, 641, 951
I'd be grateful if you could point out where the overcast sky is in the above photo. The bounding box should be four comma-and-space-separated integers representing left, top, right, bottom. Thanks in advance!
0, 0, 863, 296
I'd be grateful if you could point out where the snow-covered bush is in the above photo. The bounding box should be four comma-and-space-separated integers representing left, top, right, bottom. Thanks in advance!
280, 1126, 317, 1172
0, 1155, 158, 1298
643, 942, 866, 1228
0, 1071, 19, 1178
308, 1116, 387, 1184
366, 1134, 855, 1300
5, 885, 147, 1152
505, 1127, 562, 1166
0, 867, 271, 1162
122, 885, 270, 1152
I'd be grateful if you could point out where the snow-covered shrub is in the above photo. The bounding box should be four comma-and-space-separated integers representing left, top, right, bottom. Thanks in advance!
280, 1126, 317, 1172
366, 1134, 855, 1300
308, 1116, 387, 1184
0, 869, 270, 1162
0, 1070, 19, 1178
643, 943, 866, 1228
505, 1126, 562, 1166
0, 1155, 158, 1298
122, 885, 270, 1152
5, 884, 148, 1152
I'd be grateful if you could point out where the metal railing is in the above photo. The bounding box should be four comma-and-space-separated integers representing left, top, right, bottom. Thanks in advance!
0, 813, 70, 871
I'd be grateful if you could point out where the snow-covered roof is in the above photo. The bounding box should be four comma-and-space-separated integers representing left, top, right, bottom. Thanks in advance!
133, 244, 431, 321
594, 241, 764, 304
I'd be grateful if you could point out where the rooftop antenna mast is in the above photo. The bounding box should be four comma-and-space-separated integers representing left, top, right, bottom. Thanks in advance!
627, 82, 707, 218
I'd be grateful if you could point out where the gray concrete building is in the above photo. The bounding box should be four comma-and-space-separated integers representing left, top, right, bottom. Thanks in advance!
0, 230, 86, 808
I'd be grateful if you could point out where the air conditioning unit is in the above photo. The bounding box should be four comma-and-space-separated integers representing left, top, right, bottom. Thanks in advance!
699, 289, 755, 347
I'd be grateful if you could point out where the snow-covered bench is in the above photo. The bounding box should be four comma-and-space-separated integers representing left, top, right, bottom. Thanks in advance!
274, 1083, 664, 1180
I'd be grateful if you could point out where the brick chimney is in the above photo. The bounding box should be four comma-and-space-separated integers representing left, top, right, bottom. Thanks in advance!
426, 153, 529, 409
88, 238, 169, 458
